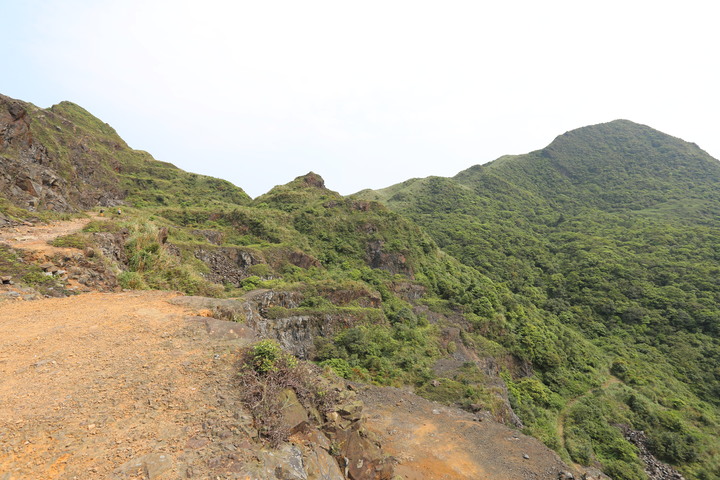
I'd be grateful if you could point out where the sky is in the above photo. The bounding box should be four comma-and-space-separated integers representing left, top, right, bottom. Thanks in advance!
3, 0, 719, 198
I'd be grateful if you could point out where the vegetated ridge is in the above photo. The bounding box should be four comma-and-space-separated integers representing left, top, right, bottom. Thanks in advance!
1, 93, 716, 479
357, 119, 720, 479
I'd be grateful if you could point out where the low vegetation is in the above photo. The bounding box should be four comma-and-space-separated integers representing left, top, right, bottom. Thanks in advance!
238, 340, 339, 446
357, 121, 720, 479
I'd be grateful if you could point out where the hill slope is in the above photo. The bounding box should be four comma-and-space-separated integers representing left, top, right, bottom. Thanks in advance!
0, 94, 249, 220
357, 120, 720, 480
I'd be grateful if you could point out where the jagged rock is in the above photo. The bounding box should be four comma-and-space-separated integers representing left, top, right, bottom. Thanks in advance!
301, 172, 326, 189
622, 427, 686, 480
580, 467, 612, 480
300, 442, 346, 480
391, 281, 425, 302
323, 396, 394, 480
278, 389, 310, 433
92, 231, 128, 264
173, 290, 375, 359
193, 245, 262, 286
287, 250, 322, 269
1, 95, 126, 213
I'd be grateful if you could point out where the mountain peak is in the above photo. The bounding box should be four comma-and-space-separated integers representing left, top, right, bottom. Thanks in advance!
295, 172, 326, 189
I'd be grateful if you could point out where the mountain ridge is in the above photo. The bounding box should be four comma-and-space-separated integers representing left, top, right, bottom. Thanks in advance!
1, 93, 718, 479
356, 119, 720, 479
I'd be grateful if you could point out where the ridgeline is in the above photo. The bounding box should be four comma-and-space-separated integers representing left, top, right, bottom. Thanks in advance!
1, 95, 718, 479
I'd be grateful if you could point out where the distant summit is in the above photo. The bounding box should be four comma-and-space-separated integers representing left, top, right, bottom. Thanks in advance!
453, 119, 720, 213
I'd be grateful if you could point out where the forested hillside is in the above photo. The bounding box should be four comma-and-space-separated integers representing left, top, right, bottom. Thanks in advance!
357, 120, 720, 479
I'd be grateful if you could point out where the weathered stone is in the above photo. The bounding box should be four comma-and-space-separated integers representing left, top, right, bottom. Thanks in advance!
278, 389, 310, 432
92, 232, 128, 264
115, 453, 173, 479
366, 239, 413, 278
301, 443, 346, 480
622, 427, 685, 480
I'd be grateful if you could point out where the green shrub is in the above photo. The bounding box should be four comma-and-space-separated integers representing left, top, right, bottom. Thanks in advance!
249, 340, 297, 374
239, 341, 337, 446
117, 271, 148, 290
320, 358, 353, 379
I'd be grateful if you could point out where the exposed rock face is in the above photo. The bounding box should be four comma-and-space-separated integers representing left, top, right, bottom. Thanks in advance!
301, 172, 327, 189
171, 290, 373, 360
192, 245, 263, 286
365, 239, 413, 277
241, 290, 377, 360
391, 281, 425, 302
92, 230, 130, 265
0, 94, 124, 212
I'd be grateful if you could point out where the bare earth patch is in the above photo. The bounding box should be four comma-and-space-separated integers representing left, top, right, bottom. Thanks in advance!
359, 385, 574, 480
0, 291, 257, 479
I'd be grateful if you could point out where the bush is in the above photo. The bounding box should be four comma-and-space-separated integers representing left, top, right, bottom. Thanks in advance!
320, 358, 353, 379
249, 339, 297, 374
239, 340, 337, 446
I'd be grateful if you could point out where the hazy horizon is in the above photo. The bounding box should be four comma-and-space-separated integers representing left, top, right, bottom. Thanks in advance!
4, 0, 719, 197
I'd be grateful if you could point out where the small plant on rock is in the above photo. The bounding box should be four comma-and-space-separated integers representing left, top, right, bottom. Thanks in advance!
238, 340, 338, 446
250, 339, 297, 374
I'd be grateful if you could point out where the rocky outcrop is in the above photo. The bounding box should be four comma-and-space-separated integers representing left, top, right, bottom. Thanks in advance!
172, 290, 372, 360
192, 245, 263, 286
365, 239, 413, 277
0, 94, 124, 212
622, 427, 686, 480
92, 230, 130, 265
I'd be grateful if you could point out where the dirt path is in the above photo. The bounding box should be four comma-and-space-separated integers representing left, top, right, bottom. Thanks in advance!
0, 291, 257, 479
557, 376, 621, 454
0, 216, 100, 258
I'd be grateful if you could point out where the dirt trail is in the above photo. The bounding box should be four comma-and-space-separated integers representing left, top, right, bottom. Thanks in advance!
0, 291, 257, 479
0, 216, 100, 258
557, 376, 622, 455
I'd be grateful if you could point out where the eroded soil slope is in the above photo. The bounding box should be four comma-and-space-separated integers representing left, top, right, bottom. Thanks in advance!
360, 386, 570, 480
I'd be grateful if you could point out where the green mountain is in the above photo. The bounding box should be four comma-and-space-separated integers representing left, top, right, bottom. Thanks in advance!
2, 94, 718, 480
0, 94, 249, 220
357, 120, 720, 479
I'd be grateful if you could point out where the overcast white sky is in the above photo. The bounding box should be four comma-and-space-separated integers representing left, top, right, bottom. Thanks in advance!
4, 0, 719, 197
